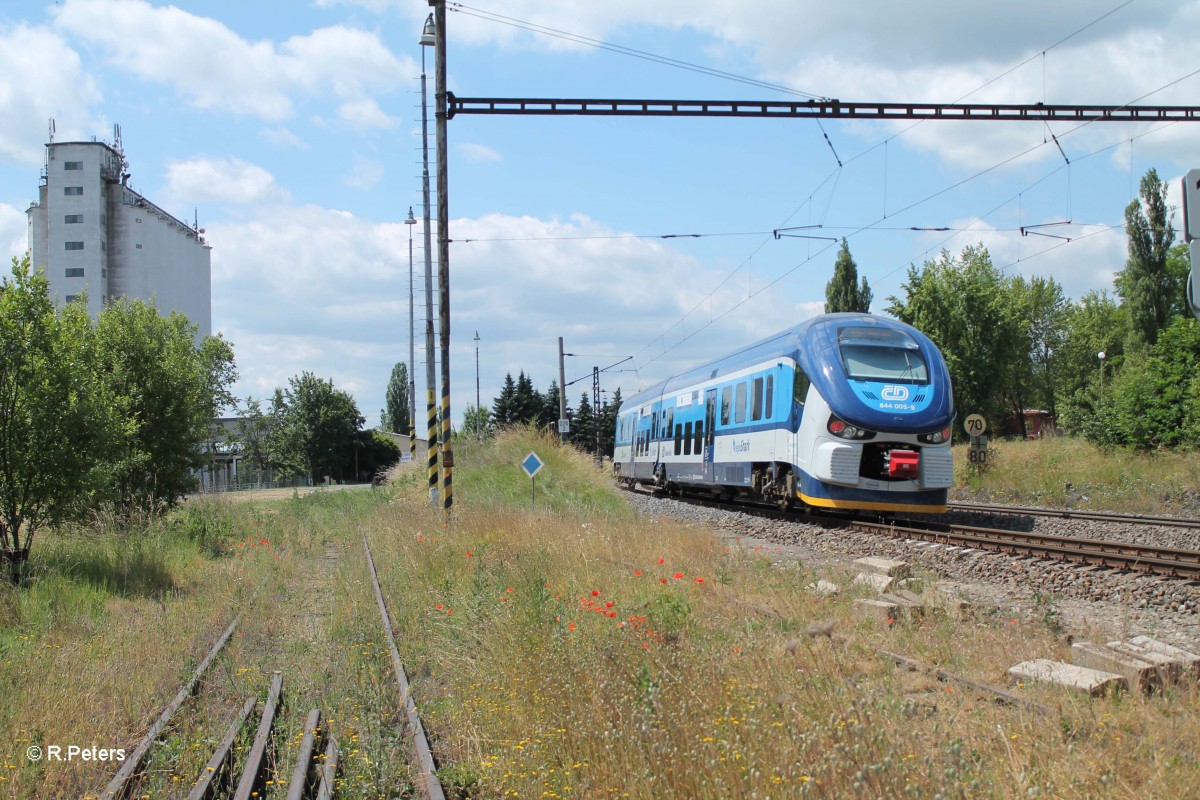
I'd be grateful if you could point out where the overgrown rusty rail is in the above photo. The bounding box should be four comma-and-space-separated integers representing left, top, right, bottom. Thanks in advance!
364, 534, 446, 800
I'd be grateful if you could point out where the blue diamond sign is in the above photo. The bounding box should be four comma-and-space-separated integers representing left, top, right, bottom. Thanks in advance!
521, 451, 545, 479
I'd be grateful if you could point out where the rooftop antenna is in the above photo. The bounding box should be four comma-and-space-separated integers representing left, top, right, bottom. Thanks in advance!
48, 118, 55, 143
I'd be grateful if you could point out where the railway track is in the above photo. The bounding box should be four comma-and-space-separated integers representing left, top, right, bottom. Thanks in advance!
636, 485, 1200, 581
946, 501, 1200, 529
861, 515, 1200, 580
99, 540, 446, 800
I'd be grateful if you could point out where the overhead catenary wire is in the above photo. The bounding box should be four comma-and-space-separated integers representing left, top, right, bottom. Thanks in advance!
450, 2, 1190, 377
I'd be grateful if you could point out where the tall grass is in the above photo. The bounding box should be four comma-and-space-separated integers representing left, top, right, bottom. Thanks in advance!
370, 430, 1200, 799
955, 436, 1200, 515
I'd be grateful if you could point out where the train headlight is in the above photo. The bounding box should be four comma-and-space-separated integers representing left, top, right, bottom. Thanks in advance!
918, 426, 952, 444
827, 415, 874, 440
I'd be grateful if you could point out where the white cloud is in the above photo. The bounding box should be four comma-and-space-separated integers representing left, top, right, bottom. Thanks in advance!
162, 157, 290, 205
336, 98, 397, 130
0, 203, 29, 264
0, 23, 103, 165
460, 143, 502, 163
343, 155, 384, 190
903, 217, 1126, 304
207, 205, 815, 427
52, 0, 414, 121
260, 127, 306, 148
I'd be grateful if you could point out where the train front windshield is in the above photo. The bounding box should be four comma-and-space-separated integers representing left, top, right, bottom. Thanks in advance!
836, 326, 929, 384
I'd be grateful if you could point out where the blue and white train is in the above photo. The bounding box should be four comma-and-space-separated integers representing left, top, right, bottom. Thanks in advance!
614, 313, 955, 514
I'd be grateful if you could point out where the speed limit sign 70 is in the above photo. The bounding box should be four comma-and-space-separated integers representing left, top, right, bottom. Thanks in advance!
964, 414, 987, 437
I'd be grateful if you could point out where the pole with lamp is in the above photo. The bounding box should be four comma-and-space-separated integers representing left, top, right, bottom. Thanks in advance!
405, 207, 417, 462
430, 0, 454, 513
1098, 351, 1106, 403
419, 14, 439, 505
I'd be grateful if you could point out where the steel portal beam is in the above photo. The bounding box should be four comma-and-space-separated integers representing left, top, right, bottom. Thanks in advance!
449, 94, 1200, 122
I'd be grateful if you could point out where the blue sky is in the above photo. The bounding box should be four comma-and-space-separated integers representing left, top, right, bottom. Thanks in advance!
3, 0, 1199, 428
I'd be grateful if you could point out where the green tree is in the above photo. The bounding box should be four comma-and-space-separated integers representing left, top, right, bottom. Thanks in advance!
352, 430, 402, 483
0, 257, 118, 581
886, 244, 1024, 433
279, 372, 364, 483
540, 380, 562, 430
598, 386, 623, 458
1080, 317, 1200, 449
1117, 168, 1178, 347
96, 298, 237, 512
266, 387, 306, 478
513, 371, 542, 425
825, 239, 873, 313
459, 403, 493, 440
382, 362, 411, 435
236, 397, 273, 477
492, 373, 517, 428
1054, 290, 1129, 430
570, 392, 596, 455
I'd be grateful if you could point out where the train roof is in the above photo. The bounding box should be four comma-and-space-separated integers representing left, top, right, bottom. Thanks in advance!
620, 314, 952, 428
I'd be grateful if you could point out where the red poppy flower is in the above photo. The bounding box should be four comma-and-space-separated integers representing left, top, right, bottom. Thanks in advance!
659, 578, 668, 584
695, 577, 705, 584
657, 557, 665, 565
634, 570, 642, 577
592, 590, 600, 597
673, 572, 684, 580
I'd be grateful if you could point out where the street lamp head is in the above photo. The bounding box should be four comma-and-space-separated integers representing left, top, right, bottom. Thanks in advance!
405, 206, 416, 225
1098, 351, 1106, 361
420, 13, 436, 46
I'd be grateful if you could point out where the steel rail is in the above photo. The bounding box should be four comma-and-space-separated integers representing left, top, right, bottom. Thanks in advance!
947, 501, 1200, 530
233, 671, 284, 800
854, 518, 1200, 579
101, 616, 241, 799
629, 484, 1200, 579
315, 735, 340, 800
285, 708, 323, 800
187, 695, 257, 800
364, 535, 447, 800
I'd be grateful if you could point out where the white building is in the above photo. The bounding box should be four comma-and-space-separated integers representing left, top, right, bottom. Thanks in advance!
26, 138, 211, 337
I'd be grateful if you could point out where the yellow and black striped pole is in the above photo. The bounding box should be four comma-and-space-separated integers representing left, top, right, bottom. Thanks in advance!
419, 18, 438, 506
426, 388, 439, 504
433, 0, 453, 513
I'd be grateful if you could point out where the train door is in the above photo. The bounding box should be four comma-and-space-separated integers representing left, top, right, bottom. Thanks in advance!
704, 389, 717, 481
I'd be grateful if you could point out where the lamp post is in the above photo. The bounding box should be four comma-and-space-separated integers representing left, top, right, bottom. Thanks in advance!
1098, 351, 1106, 402
474, 331, 481, 442
419, 15, 438, 505
405, 207, 417, 462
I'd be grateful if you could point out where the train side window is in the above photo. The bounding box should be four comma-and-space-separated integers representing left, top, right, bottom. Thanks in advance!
794, 369, 811, 406
694, 421, 704, 453
735, 383, 747, 423
720, 386, 732, 425
765, 375, 774, 419
667, 408, 674, 439
684, 422, 693, 456
751, 377, 764, 421
674, 423, 683, 455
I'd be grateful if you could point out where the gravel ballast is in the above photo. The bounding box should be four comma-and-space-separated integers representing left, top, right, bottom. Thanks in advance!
624, 490, 1200, 648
